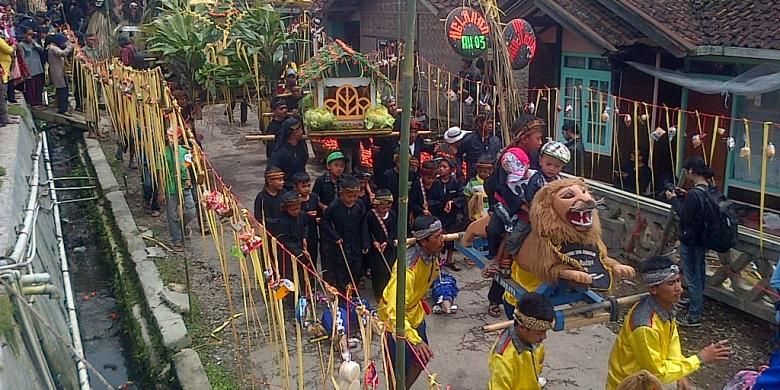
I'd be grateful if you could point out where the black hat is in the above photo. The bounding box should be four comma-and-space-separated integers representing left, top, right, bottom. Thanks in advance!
272, 97, 288, 110
281, 191, 302, 208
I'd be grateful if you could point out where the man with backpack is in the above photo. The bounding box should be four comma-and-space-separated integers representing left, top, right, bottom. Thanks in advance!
665, 156, 738, 327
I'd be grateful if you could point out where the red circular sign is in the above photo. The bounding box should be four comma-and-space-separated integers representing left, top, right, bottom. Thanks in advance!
503, 19, 537, 70
445, 7, 491, 59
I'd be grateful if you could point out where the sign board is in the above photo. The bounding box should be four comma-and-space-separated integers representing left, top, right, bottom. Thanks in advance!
445, 7, 490, 59
503, 19, 537, 70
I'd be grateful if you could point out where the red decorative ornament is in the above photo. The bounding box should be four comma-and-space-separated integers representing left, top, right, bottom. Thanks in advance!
364, 361, 379, 389
503, 19, 537, 70
238, 228, 262, 254
203, 190, 233, 218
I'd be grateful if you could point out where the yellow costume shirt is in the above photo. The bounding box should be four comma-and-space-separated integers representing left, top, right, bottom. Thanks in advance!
0, 38, 14, 83
606, 296, 700, 389
378, 245, 440, 345
488, 326, 544, 390
503, 262, 543, 307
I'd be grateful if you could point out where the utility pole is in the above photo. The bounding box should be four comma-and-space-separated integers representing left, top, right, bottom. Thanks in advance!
394, 0, 417, 387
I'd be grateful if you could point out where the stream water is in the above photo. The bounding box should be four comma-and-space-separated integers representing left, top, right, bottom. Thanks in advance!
48, 131, 138, 389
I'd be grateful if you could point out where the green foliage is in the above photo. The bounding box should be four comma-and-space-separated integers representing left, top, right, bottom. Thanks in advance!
144, 2, 300, 101
143, 11, 218, 98
0, 293, 18, 354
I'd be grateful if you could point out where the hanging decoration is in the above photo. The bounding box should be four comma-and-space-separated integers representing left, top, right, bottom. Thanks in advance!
692, 133, 703, 148
650, 127, 666, 142
503, 18, 536, 70
727, 136, 736, 151
445, 7, 491, 59
768, 142, 776, 160
668, 125, 677, 140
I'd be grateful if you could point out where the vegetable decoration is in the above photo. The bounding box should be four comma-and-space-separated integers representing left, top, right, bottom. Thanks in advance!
303, 107, 336, 130
363, 106, 395, 130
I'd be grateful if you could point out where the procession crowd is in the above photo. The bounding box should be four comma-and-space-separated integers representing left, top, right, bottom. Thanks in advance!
244, 83, 751, 389
1, 1, 775, 387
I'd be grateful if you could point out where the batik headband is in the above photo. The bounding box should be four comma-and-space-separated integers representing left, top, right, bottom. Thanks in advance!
642, 264, 680, 286
265, 171, 285, 180
514, 311, 554, 332
412, 220, 442, 241
372, 194, 393, 205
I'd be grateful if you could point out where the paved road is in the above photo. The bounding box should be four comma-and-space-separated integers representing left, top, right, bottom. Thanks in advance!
198, 106, 617, 389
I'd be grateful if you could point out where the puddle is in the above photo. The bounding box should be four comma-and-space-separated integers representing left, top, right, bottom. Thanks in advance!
48, 133, 138, 390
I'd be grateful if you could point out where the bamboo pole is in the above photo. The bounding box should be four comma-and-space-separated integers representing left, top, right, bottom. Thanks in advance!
243, 131, 432, 141
395, 0, 417, 386
482, 293, 648, 332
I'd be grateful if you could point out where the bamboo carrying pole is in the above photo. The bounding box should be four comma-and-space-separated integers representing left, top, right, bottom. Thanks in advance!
394, 0, 417, 386
481, 293, 648, 333
243, 131, 432, 141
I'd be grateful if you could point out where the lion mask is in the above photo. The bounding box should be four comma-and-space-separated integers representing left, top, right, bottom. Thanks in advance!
516, 178, 620, 288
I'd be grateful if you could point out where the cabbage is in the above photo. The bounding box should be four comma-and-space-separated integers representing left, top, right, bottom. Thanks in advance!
303, 107, 336, 130
363, 106, 395, 130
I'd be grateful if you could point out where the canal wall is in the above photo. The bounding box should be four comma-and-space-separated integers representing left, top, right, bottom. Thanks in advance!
0, 106, 82, 389
82, 136, 211, 389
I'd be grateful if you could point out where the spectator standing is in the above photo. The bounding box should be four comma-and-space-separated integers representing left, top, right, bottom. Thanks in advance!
265, 97, 288, 160
47, 33, 72, 114
19, 27, 44, 108
0, 23, 16, 126
159, 140, 196, 252
665, 156, 715, 327
562, 121, 585, 176
460, 114, 501, 180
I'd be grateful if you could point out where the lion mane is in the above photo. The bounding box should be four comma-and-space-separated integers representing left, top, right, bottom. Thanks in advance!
515, 178, 617, 283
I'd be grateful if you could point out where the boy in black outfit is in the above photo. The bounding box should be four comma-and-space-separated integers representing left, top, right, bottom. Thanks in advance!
362, 189, 397, 299
321, 175, 367, 294
271, 191, 309, 280
354, 167, 375, 209
253, 166, 285, 226
438, 158, 465, 271
314, 151, 348, 210
409, 160, 444, 220
383, 149, 419, 211
292, 172, 320, 269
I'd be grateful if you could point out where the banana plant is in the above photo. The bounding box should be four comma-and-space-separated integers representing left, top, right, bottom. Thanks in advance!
143, 9, 218, 101
230, 4, 301, 100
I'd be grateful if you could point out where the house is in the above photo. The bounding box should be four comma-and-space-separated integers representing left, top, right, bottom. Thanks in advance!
505, 0, 780, 227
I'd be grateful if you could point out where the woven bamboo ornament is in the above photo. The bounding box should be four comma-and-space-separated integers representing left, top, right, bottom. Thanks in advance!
668, 125, 677, 140
692, 134, 703, 148
650, 127, 666, 142
639, 113, 648, 123
601, 110, 610, 122
623, 114, 632, 126
727, 136, 736, 151
768, 142, 776, 160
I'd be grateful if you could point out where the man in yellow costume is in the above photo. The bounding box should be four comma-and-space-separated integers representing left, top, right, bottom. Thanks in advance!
378, 215, 444, 389
488, 293, 553, 390
606, 255, 730, 389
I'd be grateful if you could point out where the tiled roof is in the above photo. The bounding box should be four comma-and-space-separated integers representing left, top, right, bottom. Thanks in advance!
552, 0, 644, 48
425, 0, 467, 13
624, 0, 780, 50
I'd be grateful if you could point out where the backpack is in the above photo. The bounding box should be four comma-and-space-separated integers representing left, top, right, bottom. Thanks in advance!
691, 185, 738, 253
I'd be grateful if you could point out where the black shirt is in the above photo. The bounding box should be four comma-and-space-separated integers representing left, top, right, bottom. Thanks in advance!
313, 173, 341, 209
300, 193, 321, 243
409, 178, 444, 218
525, 171, 560, 205
265, 118, 285, 159
671, 184, 713, 247
362, 209, 398, 271
253, 189, 283, 226
439, 176, 465, 229
321, 199, 367, 264
271, 212, 308, 256
270, 141, 309, 184
383, 167, 417, 211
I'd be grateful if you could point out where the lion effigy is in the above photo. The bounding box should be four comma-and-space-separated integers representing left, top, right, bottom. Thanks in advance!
513, 178, 635, 290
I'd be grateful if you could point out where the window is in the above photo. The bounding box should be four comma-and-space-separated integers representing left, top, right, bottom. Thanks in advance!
728, 91, 780, 195
559, 53, 613, 155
